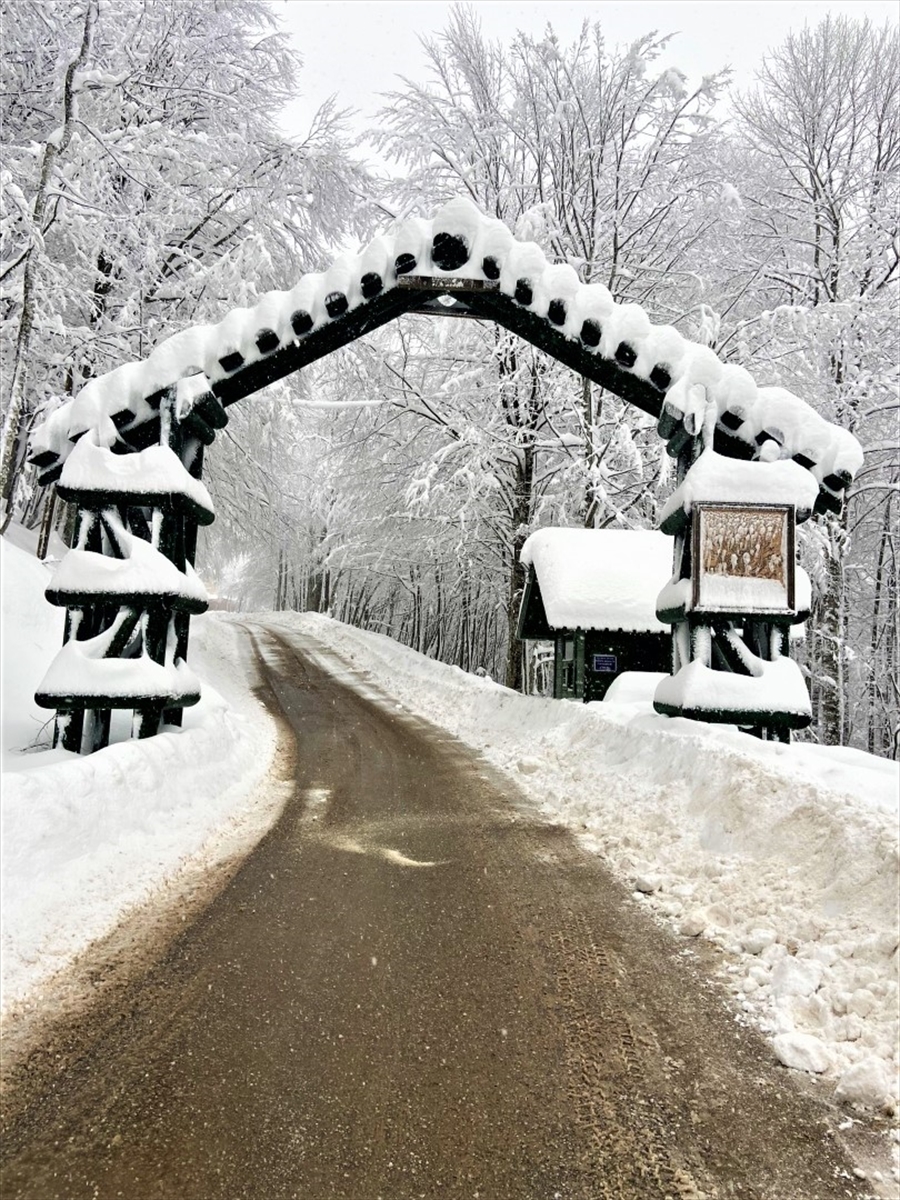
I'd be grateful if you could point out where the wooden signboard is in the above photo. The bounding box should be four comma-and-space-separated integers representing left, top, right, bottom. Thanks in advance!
691, 503, 796, 615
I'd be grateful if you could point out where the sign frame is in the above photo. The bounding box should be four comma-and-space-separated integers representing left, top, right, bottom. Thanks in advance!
691, 502, 796, 616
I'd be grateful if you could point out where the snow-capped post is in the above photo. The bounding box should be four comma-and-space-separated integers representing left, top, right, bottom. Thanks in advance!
26, 198, 864, 752
33, 383, 212, 753
653, 432, 818, 740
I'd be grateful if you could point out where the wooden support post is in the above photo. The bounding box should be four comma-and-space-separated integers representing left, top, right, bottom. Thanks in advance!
56, 708, 85, 753
183, 438, 204, 482
85, 708, 111, 753
171, 509, 186, 573
166, 608, 192, 727
183, 516, 199, 567
72, 505, 89, 549
84, 511, 102, 553
165, 431, 205, 729
144, 607, 169, 666
127, 506, 152, 542
744, 620, 771, 661
133, 703, 164, 740
163, 705, 183, 728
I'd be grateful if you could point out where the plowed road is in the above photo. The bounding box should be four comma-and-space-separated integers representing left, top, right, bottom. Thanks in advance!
1, 624, 868, 1199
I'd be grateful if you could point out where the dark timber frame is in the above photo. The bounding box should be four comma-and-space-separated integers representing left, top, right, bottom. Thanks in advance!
33, 276, 789, 489
31, 242, 847, 753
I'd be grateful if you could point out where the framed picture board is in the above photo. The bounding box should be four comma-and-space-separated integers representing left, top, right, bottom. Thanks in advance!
691, 503, 796, 615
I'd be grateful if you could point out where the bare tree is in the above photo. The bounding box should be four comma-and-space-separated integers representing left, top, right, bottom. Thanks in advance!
1, 0, 374, 532
733, 14, 899, 750
370, 6, 727, 686
0, 0, 98, 527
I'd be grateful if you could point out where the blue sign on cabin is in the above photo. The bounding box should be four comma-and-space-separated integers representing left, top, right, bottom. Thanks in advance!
593, 654, 618, 673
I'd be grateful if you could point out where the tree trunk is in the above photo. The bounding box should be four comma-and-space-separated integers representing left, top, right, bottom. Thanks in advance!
504, 441, 534, 692
0, 0, 97, 523
36, 487, 57, 559
276, 547, 286, 610
818, 512, 848, 745
307, 568, 323, 613
867, 508, 890, 754
582, 377, 602, 527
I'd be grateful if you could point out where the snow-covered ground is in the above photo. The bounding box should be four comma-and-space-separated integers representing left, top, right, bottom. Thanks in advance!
1, 530, 282, 1022
2, 530, 898, 1182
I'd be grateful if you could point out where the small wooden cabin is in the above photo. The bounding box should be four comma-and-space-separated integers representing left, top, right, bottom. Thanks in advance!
517, 528, 673, 702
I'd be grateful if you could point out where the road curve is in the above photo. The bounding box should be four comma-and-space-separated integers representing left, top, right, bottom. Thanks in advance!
1, 623, 868, 1200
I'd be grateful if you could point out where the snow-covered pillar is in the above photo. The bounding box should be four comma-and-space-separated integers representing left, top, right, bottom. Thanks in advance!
654, 449, 818, 739
34, 413, 213, 753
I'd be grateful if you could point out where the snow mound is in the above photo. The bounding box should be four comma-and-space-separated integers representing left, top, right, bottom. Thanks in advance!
1, 535, 279, 1012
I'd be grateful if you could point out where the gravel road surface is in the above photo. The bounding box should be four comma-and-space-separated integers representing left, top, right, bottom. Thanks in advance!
0, 624, 869, 1199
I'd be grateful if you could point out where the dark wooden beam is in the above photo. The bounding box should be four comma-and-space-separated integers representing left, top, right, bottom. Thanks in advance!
212, 286, 421, 408
30, 274, 845, 518
461, 289, 667, 421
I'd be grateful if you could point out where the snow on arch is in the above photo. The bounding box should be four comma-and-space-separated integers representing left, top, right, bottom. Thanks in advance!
30, 196, 862, 513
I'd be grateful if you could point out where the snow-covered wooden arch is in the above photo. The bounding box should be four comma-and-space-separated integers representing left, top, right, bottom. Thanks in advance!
29, 198, 863, 752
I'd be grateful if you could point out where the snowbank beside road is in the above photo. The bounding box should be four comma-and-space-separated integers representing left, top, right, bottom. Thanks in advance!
1, 528, 65, 771
2, 532, 897, 1129
1, 535, 280, 1017
260, 611, 900, 1121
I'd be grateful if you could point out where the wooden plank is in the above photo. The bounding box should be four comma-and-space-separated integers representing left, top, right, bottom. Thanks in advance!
212, 286, 421, 408
653, 698, 809, 730
396, 275, 501, 293
461, 289, 667, 421
37, 690, 201, 711
45, 589, 207, 614
55, 486, 215, 526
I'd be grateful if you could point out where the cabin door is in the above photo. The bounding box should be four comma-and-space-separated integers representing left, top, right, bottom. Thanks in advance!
555, 633, 584, 699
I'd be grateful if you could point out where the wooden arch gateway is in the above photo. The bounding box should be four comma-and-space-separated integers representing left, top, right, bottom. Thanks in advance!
28, 198, 862, 753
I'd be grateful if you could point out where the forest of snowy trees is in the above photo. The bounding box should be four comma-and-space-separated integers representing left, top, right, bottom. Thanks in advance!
1, 2, 897, 756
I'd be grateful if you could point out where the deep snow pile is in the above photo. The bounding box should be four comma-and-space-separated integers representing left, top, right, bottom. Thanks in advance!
0, 532, 279, 1016
261, 611, 900, 1124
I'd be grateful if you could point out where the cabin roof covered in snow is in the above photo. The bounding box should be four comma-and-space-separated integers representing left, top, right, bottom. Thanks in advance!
519, 528, 672, 634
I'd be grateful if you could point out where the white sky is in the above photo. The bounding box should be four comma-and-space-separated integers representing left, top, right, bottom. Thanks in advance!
275, 0, 898, 145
